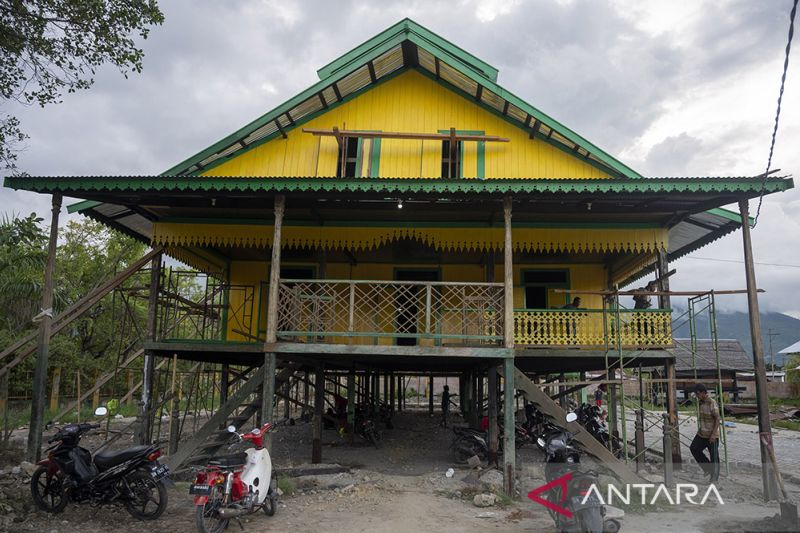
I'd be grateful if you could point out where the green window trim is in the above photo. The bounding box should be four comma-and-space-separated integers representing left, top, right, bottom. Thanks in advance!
438, 129, 484, 179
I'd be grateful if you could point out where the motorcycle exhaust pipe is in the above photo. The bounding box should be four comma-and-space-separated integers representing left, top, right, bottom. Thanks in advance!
218, 507, 250, 519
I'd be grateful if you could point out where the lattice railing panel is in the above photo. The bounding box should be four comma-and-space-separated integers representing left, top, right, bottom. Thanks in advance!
277, 280, 504, 344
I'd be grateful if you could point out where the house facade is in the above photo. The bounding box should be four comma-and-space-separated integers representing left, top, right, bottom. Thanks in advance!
5, 19, 793, 492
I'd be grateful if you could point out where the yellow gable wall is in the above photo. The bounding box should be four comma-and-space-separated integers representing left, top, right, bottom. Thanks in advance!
203, 70, 612, 179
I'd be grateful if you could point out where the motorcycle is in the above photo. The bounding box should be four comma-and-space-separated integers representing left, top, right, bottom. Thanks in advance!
575, 403, 622, 458
354, 406, 381, 448
537, 412, 619, 533
31, 407, 169, 520
191, 422, 278, 533
451, 426, 488, 463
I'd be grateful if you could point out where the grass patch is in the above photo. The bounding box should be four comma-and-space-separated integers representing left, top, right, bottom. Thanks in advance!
495, 492, 513, 508
277, 476, 295, 497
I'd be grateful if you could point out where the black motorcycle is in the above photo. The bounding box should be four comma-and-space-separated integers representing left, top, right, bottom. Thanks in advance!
354, 407, 381, 448
31, 408, 170, 520
537, 412, 618, 533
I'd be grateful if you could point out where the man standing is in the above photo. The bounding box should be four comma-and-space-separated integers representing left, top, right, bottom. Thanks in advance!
441, 384, 451, 428
689, 383, 721, 482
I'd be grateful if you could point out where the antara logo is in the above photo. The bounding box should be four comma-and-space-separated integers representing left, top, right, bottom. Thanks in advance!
528, 473, 724, 515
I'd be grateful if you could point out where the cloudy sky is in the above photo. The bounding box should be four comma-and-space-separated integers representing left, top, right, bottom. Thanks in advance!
2, 0, 800, 322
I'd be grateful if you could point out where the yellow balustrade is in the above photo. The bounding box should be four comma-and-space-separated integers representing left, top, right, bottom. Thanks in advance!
513, 309, 672, 349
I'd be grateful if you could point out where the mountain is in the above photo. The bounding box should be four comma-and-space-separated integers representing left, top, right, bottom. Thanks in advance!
671, 310, 800, 367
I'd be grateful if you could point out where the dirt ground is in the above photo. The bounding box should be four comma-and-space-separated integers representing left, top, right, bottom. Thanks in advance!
3, 410, 800, 532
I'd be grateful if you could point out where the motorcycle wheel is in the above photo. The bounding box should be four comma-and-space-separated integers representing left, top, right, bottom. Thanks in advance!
196, 484, 229, 533
31, 466, 68, 514
262, 494, 276, 517
122, 470, 167, 520
577, 507, 604, 533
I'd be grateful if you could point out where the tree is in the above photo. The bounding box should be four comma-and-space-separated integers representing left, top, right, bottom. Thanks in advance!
787, 354, 800, 384
0, 213, 47, 332
0, 0, 164, 172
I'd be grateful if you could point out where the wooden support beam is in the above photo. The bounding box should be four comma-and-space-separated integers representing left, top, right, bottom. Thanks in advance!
274, 119, 287, 139
503, 196, 514, 350
139, 250, 162, 445
28, 193, 62, 462
302, 128, 509, 142
318, 92, 328, 109
312, 366, 324, 463
488, 365, 498, 466
428, 376, 434, 415
262, 194, 286, 434
332, 82, 343, 102
476, 84, 483, 101
49, 367, 61, 411
347, 370, 355, 443
529, 119, 541, 140
0, 246, 164, 377
503, 358, 516, 495
434, 56, 440, 78
367, 61, 377, 84
739, 198, 779, 501
502, 101, 510, 115
285, 112, 295, 126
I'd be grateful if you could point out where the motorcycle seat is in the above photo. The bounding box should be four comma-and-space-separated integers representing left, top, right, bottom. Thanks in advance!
207, 452, 247, 468
93, 445, 151, 471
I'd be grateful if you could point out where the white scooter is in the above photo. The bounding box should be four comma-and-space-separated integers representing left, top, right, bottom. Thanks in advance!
191, 422, 278, 533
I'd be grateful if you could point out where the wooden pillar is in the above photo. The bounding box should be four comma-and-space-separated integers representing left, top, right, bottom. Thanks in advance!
488, 365, 499, 465
657, 249, 671, 310
220, 364, 229, 405
503, 358, 515, 495
304, 369, 310, 407
28, 194, 62, 462
347, 370, 355, 442
389, 371, 395, 413
476, 368, 484, 424
428, 376, 434, 415
665, 360, 682, 467
138, 250, 162, 445
49, 367, 62, 411
502, 196, 515, 495
283, 378, 291, 419
558, 372, 566, 409
739, 199, 778, 501
464, 369, 474, 428
91, 370, 101, 410
609, 383, 619, 443
312, 366, 324, 463
262, 194, 285, 436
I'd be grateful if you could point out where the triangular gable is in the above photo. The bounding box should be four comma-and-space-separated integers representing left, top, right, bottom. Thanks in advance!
162, 19, 643, 179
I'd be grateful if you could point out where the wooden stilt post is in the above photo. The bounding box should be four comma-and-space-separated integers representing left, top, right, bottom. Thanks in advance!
502, 196, 516, 496
389, 371, 395, 414
262, 194, 285, 444
49, 367, 62, 411
312, 366, 324, 463
464, 369, 474, 428
488, 365, 499, 466
428, 376, 434, 415
476, 368, 484, 426
28, 194, 62, 462
347, 369, 355, 443
665, 360, 682, 468
739, 199, 778, 501
139, 250, 162, 445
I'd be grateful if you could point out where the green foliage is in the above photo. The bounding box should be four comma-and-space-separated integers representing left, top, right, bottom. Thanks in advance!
277, 476, 295, 496
0, 213, 47, 332
0, 0, 164, 173
786, 354, 800, 384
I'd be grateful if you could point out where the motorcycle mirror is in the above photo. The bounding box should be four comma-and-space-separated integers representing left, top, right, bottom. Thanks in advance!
566, 412, 578, 423
94, 407, 108, 417
537, 437, 546, 448
251, 428, 261, 436
227, 425, 237, 433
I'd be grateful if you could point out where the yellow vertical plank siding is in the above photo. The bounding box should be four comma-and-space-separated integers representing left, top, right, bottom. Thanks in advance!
203, 70, 611, 179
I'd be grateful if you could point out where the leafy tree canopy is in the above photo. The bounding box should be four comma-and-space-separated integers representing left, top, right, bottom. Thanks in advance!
0, 0, 164, 172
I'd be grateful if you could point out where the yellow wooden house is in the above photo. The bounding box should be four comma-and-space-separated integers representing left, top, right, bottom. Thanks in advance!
6, 19, 793, 489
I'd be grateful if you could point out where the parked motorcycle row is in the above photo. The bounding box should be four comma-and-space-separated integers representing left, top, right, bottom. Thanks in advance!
451, 402, 621, 533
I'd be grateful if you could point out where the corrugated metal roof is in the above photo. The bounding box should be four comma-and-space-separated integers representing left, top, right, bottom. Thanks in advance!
671, 338, 753, 371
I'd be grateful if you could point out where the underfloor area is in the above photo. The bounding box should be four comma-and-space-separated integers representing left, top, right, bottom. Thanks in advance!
3, 410, 800, 532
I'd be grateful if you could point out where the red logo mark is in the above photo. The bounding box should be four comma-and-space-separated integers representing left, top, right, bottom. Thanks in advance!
527, 472, 573, 518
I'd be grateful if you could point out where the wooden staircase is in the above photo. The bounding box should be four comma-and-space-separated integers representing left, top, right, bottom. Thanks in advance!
166, 362, 300, 472
513, 367, 643, 485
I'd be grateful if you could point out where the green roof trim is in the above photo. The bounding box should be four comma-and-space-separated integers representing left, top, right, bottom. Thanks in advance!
6, 176, 794, 196
159, 19, 646, 181
317, 18, 498, 82
67, 199, 102, 214
706, 206, 754, 227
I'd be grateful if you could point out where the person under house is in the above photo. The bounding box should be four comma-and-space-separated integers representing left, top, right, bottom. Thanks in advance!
689, 383, 721, 482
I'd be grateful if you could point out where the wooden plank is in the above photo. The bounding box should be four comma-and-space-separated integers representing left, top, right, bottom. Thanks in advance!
263, 194, 285, 429
513, 367, 643, 485
503, 358, 515, 495
503, 196, 514, 349
312, 366, 324, 463
302, 128, 509, 142
263, 342, 513, 359
165, 366, 265, 471
0, 246, 164, 376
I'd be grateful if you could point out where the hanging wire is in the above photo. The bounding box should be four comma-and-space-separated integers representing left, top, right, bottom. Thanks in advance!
753, 0, 798, 228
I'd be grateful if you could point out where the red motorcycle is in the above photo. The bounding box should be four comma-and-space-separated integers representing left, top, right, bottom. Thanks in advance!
190, 422, 278, 533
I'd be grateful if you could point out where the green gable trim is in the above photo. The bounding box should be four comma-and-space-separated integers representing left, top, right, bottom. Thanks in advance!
318, 18, 498, 82
159, 19, 642, 181
67, 199, 102, 214
7, 176, 793, 196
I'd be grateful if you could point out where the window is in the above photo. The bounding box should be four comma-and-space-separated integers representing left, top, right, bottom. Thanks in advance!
336, 137, 359, 178
522, 269, 570, 309
335, 135, 381, 178
441, 139, 462, 179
